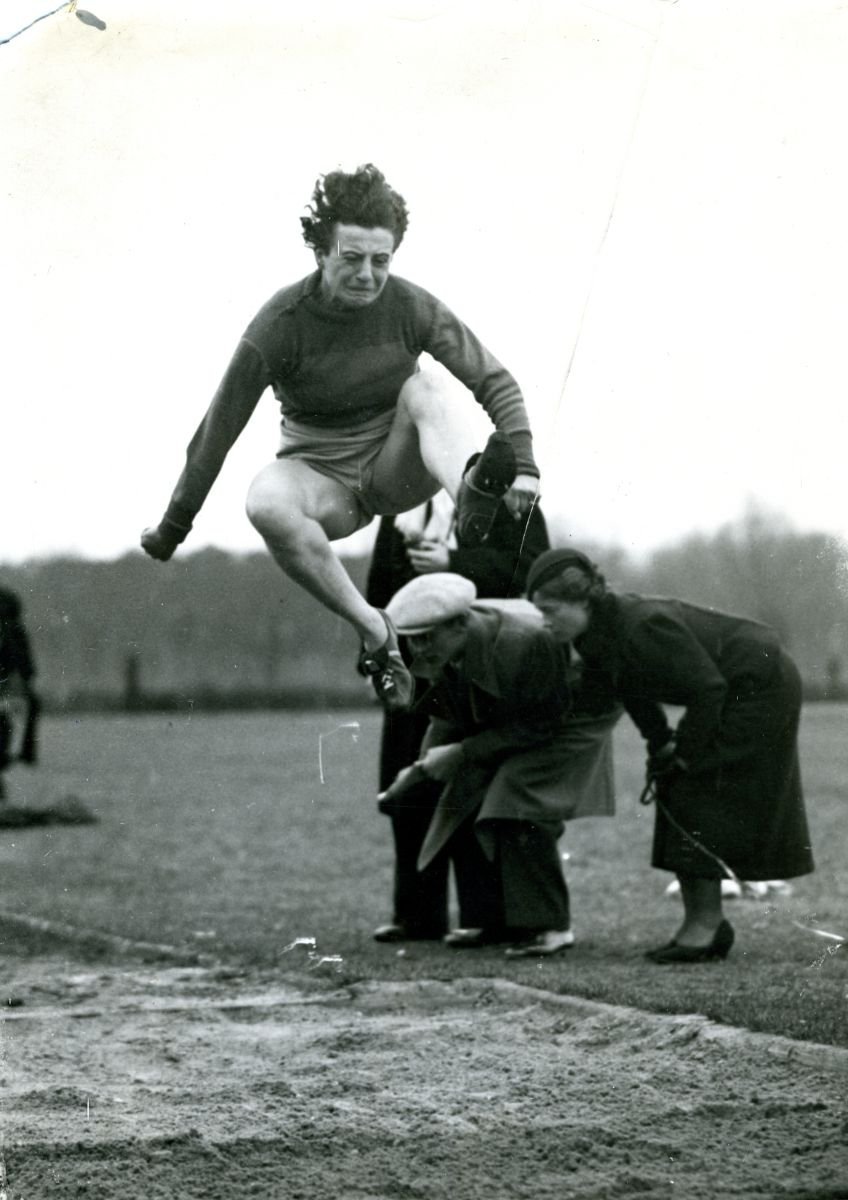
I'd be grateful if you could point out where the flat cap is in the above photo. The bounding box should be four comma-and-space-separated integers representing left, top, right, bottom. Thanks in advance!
385, 573, 477, 635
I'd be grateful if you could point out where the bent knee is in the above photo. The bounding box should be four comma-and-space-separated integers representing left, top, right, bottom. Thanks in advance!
397, 370, 448, 422
246, 462, 364, 544
245, 473, 301, 541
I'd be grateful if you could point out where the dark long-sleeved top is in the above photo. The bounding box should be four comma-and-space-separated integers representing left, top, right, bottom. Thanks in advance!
423, 606, 571, 770
575, 593, 789, 772
161, 272, 537, 536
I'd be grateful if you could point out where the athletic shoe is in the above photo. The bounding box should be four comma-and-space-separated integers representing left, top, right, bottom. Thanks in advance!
358, 611, 413, 711
665, 878, 743, 899
741, 880, 794, 899
504, 930, 575, 958
763, 880, 793, 896
455, 433, 517, 547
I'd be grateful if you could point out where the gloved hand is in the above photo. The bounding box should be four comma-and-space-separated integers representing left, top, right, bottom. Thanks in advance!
141, 524, 183, 562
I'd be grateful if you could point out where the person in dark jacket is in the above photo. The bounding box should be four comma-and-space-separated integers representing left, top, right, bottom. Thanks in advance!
367, 491, 549, 942
0, 586, 39, 801
526, 548, 814, 964
381, 572, 581, 957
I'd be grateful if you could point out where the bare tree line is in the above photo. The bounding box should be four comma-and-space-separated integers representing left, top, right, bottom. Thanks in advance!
2, 512, 845, 710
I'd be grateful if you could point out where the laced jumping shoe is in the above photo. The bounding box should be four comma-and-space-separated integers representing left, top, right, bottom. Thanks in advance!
504, 929, 575, 958
358, 610, 413, 712
455, 432, 517, 547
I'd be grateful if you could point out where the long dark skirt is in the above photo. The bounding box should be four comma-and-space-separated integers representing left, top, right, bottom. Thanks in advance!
652, 651, 814, 880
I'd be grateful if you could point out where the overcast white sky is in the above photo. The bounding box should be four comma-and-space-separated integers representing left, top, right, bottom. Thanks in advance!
2, 0, 846, 562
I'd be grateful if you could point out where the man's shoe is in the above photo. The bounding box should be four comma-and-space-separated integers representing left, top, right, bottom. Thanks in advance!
455, 433, 517, 547
504, 930, 575, 958
443, 927, 507, 949
358, 611, 414, 711
373, 924, 445, 943
373, 924, 408, 943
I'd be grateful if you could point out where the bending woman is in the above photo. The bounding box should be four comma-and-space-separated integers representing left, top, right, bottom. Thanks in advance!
526, 549, 814, 964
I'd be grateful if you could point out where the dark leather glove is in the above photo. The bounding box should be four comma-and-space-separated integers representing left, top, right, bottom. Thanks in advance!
141, 523, 185, 562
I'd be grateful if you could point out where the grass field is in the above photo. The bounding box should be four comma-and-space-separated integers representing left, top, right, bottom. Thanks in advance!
1, 703, 846, 1047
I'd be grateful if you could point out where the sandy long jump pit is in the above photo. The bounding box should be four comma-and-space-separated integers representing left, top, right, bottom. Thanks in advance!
1, 963, 846, 1200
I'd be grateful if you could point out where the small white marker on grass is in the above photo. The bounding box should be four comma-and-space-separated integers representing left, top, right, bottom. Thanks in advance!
317, 722, 360, 787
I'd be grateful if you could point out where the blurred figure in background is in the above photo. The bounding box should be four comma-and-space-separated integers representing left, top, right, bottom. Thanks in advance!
367, 491, 549, 942
0, 586, 40, 802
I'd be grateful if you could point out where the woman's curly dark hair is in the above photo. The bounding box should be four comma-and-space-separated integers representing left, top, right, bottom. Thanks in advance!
300, 164, 410, 254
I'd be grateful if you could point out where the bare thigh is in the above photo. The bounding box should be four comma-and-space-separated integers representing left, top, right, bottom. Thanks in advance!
246, 458, 368, 543
368, 370, 485, 514
367, 400, 440, 515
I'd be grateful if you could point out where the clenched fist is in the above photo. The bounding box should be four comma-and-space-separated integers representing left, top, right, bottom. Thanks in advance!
140, 525, 181, 562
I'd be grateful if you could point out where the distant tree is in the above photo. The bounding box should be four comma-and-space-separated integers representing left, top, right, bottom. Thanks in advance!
638, 508, 848, 689
2, 513, 844, 705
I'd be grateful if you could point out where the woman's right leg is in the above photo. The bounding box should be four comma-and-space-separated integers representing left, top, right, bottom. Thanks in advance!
246, 458, 388, 647
676, 876, 724, 945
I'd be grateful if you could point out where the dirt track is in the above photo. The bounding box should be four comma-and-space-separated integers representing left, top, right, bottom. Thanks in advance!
2, 959, 846, 1200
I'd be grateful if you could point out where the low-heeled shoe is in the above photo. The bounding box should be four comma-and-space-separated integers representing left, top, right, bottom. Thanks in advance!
504, 930, 575, 958
646, 919, 735, 964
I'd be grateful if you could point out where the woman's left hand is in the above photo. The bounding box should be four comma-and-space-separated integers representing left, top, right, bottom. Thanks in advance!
647, 742, 688, 779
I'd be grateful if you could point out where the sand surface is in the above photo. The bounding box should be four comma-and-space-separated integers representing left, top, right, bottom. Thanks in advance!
2, 960, 846, 1200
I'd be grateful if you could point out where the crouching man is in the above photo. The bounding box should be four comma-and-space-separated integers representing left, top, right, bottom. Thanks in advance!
379, 572, 607, 958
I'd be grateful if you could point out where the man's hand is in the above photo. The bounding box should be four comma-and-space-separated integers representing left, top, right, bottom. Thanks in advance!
140, 525, 180, 562
503, 473, 540, 520
377, 762, 427, 805
406, 539, 450, 574
647, 741, 688, 780
417, 742, 465, 783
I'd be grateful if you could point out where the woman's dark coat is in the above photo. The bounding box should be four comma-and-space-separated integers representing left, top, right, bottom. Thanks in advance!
575, 593, 813, 881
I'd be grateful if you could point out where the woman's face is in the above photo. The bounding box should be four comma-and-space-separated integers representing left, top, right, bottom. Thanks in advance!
531, 594, 591, 643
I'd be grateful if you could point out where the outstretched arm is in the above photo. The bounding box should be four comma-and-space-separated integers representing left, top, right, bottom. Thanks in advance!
141, 339, 271, 561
